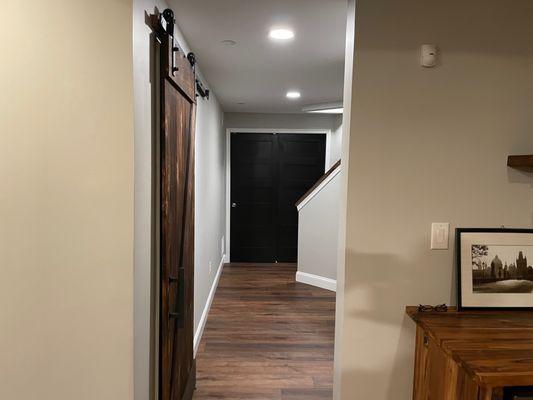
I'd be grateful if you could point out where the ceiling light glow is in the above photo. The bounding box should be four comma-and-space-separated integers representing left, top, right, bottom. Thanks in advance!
308, 107, 344, 114
302, 102, 344, 114
269, 28, 295, 41
286, 91, 301, 99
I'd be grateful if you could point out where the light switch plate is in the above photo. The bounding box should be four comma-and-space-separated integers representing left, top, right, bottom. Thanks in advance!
431, 223, 450, 250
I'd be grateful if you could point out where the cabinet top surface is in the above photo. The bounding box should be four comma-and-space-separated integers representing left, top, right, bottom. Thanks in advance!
407, 306, 533, 387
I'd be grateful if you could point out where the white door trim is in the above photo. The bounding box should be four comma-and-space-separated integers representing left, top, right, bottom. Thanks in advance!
225, 128, 332, 262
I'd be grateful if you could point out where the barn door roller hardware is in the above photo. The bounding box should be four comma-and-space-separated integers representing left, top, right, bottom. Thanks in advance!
186, 53, 210, 100
148, 8, 175, 37
160, 8, 175, 36
195, 78, 210, 100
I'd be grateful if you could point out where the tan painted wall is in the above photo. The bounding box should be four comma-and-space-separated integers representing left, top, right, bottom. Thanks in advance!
337, 0, 533, 398
0, 1, 134, 399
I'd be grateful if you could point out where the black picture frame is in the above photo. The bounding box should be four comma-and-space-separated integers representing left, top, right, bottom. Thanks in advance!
456, 227, 533, 311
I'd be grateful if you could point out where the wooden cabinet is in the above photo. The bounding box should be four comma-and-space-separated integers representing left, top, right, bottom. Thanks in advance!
413, 326, 481, 400
408, 307, 533, 400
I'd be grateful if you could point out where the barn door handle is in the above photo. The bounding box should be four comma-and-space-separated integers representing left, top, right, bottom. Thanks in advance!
169, 268, 185, 328
171, 45, 180, 74
177, 268, 185, 328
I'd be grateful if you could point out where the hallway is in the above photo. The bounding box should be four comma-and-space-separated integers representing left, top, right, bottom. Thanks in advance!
194, 264, 336, 399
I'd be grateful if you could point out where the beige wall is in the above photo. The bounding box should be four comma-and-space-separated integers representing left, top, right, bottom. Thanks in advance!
337, 0, 533, 398
333, 0, 355, 396
0, 1, 134, 399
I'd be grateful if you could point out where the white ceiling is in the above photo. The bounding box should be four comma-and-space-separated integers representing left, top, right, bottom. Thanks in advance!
171, 0, 347, 113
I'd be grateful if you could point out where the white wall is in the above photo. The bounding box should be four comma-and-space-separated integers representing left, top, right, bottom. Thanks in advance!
0, 1, 134, 399
225, 112, 343, 166
297, 171, 341, 282
337, 1, 533, 399
133, 1, 226, 399
193, 86, 227, 346
225, 112, 338, 131
331, 115, 343, 163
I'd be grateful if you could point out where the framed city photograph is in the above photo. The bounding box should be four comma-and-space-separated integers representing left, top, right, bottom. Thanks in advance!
457, 228, 533, 310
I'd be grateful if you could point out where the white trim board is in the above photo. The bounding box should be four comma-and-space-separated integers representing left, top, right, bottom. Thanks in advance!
296, 271, 337, 292
193, 254, 226, 356
296, 165, 341, 212
225, 128, 332, 263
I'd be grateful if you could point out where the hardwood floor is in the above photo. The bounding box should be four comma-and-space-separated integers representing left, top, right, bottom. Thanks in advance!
193, 263, 336, 400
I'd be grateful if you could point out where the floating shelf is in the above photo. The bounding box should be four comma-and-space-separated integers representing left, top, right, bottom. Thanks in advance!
508, 155, 533, 170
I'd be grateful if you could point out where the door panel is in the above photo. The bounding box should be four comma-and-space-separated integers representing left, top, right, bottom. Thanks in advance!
231, 133, 277, 263
230, 133, 326, 263
160, 81, 193, 400
276, 134, 326, 262
152, 9, 196, 400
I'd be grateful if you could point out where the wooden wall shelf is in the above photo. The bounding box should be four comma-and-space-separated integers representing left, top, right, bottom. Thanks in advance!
508, 154, 533, 170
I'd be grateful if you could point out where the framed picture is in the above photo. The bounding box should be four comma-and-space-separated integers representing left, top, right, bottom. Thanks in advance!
457, 228, 533, 310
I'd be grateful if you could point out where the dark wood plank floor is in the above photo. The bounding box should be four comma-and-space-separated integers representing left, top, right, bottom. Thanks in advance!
194, 263, 336, 400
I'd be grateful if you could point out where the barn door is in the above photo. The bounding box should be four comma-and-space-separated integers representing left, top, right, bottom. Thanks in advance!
150, 9, 196, 400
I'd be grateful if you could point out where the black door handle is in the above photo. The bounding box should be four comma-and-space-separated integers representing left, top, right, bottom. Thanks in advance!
168, 268, 185, 328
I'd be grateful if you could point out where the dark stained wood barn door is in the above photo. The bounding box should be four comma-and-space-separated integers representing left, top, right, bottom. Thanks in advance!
151, 9, 196, 400
230, 133, 326, 263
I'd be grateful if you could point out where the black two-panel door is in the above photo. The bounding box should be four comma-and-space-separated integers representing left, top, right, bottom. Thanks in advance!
231, 133, 326, 263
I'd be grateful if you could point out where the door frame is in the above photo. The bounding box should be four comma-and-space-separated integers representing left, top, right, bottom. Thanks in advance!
225, 128, 332, 263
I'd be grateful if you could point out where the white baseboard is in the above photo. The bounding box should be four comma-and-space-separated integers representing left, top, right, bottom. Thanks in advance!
193, 254, 227, 356
295, 271, 337, 292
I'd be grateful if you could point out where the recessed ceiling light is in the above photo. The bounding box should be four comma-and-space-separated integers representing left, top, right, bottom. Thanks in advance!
220, 39, 237, 46
269, 28, 295, 41
286, 91, 301, 99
